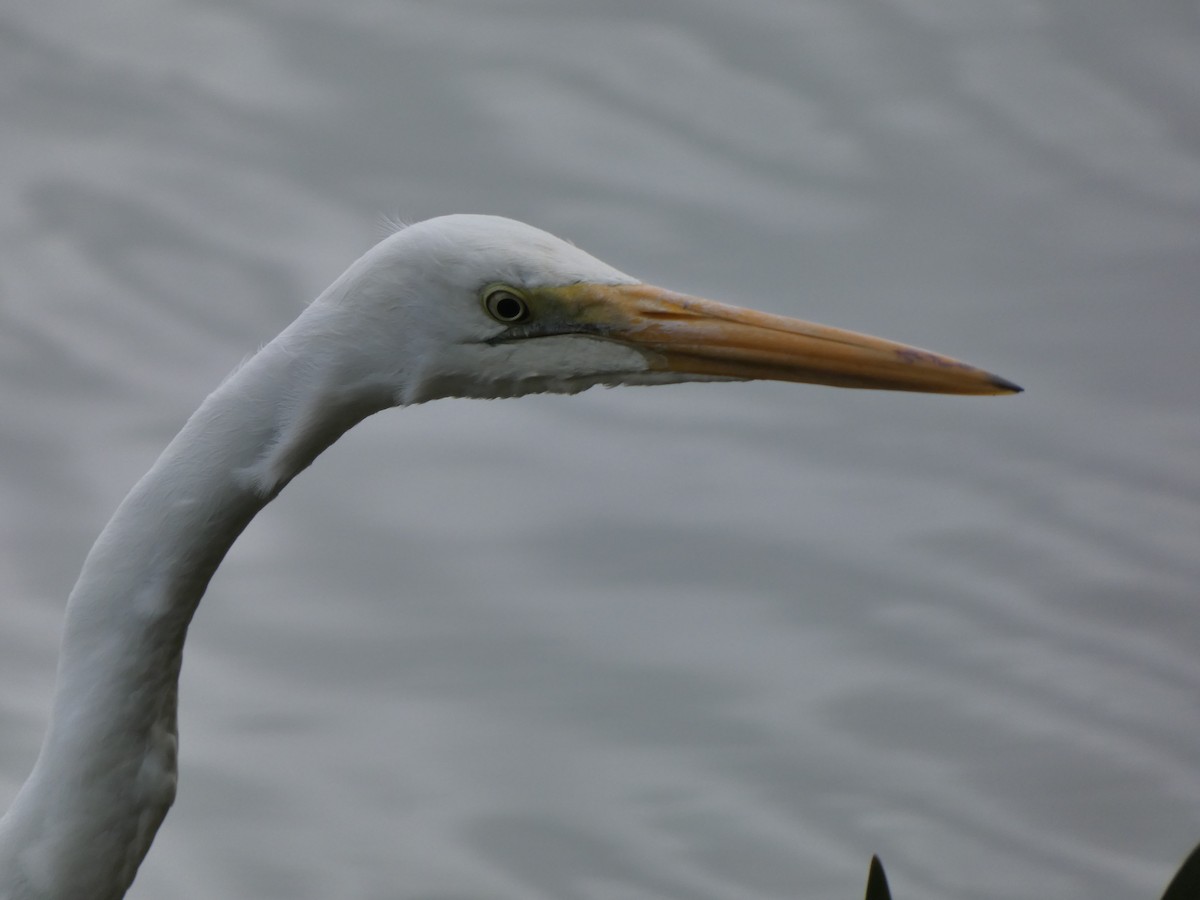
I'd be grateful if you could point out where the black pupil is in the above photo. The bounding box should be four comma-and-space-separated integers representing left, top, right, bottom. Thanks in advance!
494, 295, 523, 320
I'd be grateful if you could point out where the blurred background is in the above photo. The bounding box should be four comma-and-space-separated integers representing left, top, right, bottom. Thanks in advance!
1, 2, 1198, 898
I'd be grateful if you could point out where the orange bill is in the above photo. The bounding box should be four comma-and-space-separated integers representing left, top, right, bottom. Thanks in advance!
563, 283, 1021, 395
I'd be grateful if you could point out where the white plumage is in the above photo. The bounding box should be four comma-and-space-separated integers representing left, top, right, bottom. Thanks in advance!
0, 215, 1017, 899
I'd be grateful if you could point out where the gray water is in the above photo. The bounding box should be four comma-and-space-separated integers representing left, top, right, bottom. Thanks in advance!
1, 2, 1198, 899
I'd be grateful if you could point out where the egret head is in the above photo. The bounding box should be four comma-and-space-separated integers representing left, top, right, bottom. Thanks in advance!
325, 214, 1020, 405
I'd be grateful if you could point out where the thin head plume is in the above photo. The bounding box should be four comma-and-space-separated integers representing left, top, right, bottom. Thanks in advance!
376, 211, 411, 238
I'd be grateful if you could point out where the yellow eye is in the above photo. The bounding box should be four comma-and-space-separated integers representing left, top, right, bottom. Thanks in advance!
483, 287, 529, 324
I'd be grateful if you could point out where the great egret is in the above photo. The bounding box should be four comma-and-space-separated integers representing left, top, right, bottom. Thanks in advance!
0, 215, 1019, 899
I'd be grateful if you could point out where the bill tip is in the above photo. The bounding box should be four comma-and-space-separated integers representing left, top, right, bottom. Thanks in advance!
990, 374, 1023, 394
